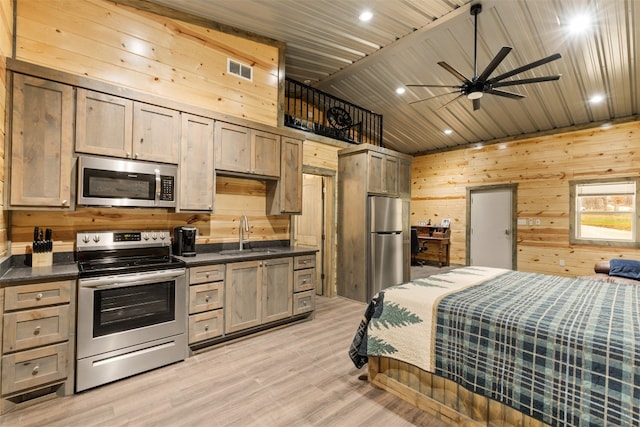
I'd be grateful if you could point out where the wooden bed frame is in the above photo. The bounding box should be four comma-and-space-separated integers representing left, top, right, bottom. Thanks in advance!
368, 356, 549, 427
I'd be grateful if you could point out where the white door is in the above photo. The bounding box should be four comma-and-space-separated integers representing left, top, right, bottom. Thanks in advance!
469, 188, 514, 269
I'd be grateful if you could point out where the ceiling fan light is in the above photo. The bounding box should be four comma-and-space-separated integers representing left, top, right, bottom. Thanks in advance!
467, 91, 483, 100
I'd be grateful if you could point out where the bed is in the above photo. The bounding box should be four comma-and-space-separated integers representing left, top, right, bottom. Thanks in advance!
349, 266, 640, 426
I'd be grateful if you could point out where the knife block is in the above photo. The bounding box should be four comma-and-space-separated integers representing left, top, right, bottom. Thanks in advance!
32, 251, 53, 267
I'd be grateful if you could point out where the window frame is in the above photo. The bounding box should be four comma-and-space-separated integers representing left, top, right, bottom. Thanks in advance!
569, 177, 640, 247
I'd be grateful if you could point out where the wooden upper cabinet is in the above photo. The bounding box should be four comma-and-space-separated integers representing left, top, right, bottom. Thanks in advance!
214, 122, 280, 178
214, 122, 251, 173
179, 114, 215, 212
251, 130, 280, 177
133, 102, 181, 164
76, 89, 180, 164
397, 157, 412, 199
10, 74, 74, 208
368, 151, 398, 196
76, 89, 133, 158
267, 137, 303, 214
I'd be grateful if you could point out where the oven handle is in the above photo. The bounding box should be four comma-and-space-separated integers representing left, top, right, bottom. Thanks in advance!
79, 268, 186, 289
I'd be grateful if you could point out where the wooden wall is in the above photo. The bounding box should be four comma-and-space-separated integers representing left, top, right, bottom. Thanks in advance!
15, 0, 279, 126
412, 120, 640, 277
0, 1, 12, 258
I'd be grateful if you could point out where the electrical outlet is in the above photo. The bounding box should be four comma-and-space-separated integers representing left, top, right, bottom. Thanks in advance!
528, 218, 533, 225
535, 219, 541, 225
559, 259, 565, 266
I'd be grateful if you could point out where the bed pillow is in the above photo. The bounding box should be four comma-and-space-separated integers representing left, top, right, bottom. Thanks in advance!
608, 259, 640, 280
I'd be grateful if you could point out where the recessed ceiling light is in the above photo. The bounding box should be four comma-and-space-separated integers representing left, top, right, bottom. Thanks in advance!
359, 10, 373, 22
395, 87, 406, 95
444, 129, 453, 135
589, 94, 604, 104
567, 13, 592, 34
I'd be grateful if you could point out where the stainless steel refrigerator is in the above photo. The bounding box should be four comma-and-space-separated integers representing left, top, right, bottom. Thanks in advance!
369, 196, 404, 300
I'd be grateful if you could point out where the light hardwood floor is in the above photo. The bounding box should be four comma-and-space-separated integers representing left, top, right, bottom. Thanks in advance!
0, 296, 446, 427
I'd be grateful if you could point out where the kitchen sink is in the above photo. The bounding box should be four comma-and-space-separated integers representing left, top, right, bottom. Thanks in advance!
218, 248, 283, 256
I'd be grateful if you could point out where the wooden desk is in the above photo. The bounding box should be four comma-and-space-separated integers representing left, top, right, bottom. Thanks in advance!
415, 225, 451, 267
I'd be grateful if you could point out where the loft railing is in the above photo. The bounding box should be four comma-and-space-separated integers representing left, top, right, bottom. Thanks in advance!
284, 78, 383, 146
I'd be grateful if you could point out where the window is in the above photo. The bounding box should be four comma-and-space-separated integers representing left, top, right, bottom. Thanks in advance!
570, 178, 639, 246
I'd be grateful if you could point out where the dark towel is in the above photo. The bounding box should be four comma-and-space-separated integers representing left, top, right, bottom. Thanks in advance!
609, 258, 640, 280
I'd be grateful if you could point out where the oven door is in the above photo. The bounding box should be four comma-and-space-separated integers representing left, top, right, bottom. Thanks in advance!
77, 268, 186, 359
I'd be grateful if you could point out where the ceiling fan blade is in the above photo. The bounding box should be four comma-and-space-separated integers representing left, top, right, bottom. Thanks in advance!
409, 91, 460, 105
436, 94, 465, 111
438, 61, 472, 83
472, 98, 481, 111
487, 53, 562, 84
486, 89, 526, 99
491, 75, 561, 88
405, 84, 463, 89
477, 46, 512, 81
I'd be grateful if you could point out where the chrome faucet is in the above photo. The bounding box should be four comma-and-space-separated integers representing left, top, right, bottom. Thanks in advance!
239, 214, 250, 250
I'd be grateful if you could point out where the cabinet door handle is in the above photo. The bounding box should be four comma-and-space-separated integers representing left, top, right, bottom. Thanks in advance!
204, 324, 209, 331
34, 325, 41, 335
36, 293, 43, 301
205, 295, 210, 302
32, 365, 40, 376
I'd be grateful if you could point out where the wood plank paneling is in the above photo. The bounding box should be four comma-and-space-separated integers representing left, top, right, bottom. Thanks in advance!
15, 0, 279, 126
412, 120, 640, 277
303, 139, 341, 171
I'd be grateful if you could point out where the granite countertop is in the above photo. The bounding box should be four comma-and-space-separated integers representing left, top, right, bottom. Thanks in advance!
0, 263, 79, 284
0, 246, 318, 285
175, 246, 318, 267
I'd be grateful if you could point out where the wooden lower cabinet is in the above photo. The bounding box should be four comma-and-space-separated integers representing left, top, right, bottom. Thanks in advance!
293, 255, 316, 315
187, 264, 225, 345
225, 257, 293, 334
0, 279, 76, 414
188, 310, 223, 343
187, 254, 313, 349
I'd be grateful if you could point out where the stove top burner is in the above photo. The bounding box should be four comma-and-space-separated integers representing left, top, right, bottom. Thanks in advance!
76, 230, 185, 278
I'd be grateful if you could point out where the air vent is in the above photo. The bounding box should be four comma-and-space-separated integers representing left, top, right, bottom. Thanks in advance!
227, 58, 253, 81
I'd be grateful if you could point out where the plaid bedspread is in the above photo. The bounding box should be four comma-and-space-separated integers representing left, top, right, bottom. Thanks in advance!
349, 267, 640, 426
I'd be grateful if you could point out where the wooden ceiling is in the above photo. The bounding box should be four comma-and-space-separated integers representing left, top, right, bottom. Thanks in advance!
143, 0, 639, 154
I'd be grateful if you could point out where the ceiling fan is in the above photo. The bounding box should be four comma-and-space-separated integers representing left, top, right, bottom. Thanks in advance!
407, 3, 562, 111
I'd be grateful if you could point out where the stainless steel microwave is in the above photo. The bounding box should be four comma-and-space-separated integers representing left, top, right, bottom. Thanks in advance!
77, 156, 177, 208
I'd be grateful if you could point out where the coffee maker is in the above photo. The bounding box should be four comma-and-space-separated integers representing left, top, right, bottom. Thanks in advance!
173, 226, 197, 256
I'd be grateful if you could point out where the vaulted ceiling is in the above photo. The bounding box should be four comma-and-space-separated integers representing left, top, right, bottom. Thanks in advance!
145, 0, 639, 155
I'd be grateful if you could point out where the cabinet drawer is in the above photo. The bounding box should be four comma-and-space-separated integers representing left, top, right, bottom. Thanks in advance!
1, 342, 68, 395
189, 282, 224, 314
293, 290, 315, 315
293, 268, 315, 292
189, 264, 225, 284
3, 305, 70, 353
188, 310, 223, 343
294, 254, 315, 270
4, 280, 72, 311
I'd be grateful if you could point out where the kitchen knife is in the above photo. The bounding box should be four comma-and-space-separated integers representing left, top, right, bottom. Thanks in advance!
45, 228, 52, 252
33, 227, 39, 253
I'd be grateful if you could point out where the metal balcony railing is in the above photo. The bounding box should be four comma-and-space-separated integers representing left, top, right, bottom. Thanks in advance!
284, 78, 383, 146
